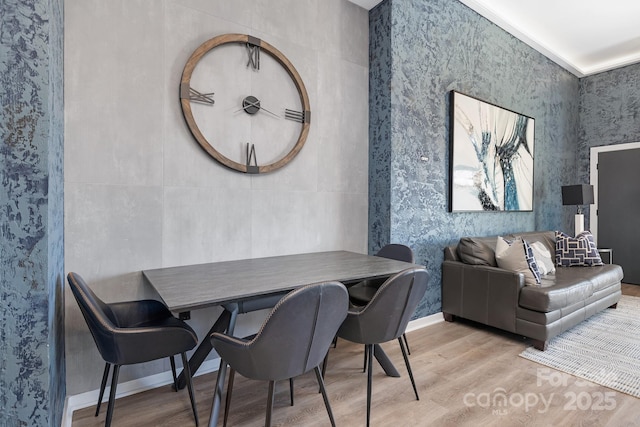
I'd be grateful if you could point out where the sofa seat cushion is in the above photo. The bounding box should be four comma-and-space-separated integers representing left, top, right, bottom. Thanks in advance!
586, 264, 624, 292
518, 264, 623, 312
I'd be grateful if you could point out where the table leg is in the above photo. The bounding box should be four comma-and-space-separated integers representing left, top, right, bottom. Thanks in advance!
373, 344, 400, 377
209, 304, 239, 427
175, 306, 232, 390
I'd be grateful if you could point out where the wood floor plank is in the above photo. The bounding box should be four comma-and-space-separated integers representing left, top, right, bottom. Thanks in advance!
72, 286, 640, 426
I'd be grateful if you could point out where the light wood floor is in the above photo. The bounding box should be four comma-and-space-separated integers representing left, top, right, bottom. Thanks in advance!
72, 284, 640, 426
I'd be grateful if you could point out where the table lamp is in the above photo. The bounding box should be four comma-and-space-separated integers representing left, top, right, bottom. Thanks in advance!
561, 184, 594, 236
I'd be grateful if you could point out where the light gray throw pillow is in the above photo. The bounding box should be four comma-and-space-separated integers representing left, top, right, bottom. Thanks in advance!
495, 236, 542, 286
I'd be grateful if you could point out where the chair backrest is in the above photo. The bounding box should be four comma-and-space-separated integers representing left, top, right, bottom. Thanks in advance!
339, 267, 429, 345
67, 272, 119, 361
220, 282, 348, 382
376, 244, 414, 263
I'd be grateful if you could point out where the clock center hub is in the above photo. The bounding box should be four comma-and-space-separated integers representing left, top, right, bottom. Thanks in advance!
242, 96, 261, 115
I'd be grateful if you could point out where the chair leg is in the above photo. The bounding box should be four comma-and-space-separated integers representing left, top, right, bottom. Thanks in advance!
363, 345, 368, 373
223, 368, 235, 427
398, 337, 419, 400
96, 363, 111, 417
403, 333, 411, 355
319, 349, 329, 393
170, 355, 178, 392
366, 344, 373, 427
182, 352, 199, 426
266, 380, 276, 427
289, 377, 294, 406
321, 349, 329, 380
105, 364, 120, 427
314, 366, 336, 427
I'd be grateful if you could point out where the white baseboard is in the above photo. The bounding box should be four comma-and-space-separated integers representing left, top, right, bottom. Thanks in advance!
61, 313, 443, 427
405, 311, 444, 332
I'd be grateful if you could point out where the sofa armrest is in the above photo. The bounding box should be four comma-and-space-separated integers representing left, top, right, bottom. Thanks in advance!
442, 260, 525, 333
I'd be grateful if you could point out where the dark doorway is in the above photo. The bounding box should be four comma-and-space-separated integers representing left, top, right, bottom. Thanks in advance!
597, 148, 640, 284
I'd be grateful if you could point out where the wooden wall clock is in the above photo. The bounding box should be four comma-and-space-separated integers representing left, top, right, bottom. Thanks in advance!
179, 33, 311, 174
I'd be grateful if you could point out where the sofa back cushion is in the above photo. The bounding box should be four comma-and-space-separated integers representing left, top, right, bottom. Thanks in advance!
456, 237, 497, 266
508, 231, 555, 254
447, 231, 556, 269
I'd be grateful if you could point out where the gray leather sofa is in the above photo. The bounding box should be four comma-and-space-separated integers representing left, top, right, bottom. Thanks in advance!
442, 231, 623, 350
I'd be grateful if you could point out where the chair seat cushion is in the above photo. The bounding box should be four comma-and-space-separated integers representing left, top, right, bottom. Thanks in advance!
348, 286, 377, 305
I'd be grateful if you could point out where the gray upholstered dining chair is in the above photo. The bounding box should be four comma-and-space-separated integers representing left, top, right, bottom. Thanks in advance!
336, 267, 429, 427
348, 243, 415, 355
67, 272, 199, 427
348, 244, 415, 305
211, 281, 349, 427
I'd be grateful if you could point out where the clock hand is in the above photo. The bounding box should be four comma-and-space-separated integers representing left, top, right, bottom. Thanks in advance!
256, 104, 280, 118
234, 98, 260, 113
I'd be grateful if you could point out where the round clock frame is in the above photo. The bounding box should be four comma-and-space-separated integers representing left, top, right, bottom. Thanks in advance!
179, 33, 311, 174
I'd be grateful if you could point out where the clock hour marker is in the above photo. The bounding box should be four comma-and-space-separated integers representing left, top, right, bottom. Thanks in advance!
285, 109, 311, 124
180, 83, 214, 105
246, 143, 259, 174
246, 37, 261, 71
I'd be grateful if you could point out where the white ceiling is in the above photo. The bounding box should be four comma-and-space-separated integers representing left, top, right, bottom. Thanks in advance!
348, 0, 640, 77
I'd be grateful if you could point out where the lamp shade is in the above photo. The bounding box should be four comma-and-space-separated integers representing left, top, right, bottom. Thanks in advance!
561, 184, 594, 205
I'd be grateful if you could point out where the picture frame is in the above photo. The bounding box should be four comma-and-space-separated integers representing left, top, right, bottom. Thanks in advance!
449, 91, 535, 212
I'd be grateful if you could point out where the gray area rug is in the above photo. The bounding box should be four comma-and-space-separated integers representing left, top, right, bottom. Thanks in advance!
520, 295, 640, 398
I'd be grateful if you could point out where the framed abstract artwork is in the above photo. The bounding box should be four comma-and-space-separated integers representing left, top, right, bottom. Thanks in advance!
449, 91, 535, 212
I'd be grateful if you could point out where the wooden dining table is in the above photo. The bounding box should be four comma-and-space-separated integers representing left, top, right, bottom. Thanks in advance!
142, 250, 422, 426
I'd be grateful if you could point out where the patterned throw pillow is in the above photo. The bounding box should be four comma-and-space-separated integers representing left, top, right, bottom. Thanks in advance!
529, 241, 555, 275
522, 239, 542, 284
495, 236, 542, 285
555, 231, 604, 267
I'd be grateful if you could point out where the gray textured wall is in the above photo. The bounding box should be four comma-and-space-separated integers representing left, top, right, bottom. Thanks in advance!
369, 0, 580, 317
64, 0, 370, 396
578, 62, 640, 181
0, 0, 65, 425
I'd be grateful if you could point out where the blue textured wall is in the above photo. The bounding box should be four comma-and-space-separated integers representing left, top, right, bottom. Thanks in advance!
0, 0, 65, 425
369, 0, 580, 317
369, 0, 393, 254
578, 62, 640, 181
